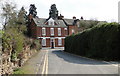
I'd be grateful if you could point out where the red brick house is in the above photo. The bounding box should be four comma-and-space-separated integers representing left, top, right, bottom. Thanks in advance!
28, 4, 79, 48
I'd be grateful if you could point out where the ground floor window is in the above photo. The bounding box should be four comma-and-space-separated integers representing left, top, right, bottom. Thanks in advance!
58, 38, 62, 46
42, 38, 46, 46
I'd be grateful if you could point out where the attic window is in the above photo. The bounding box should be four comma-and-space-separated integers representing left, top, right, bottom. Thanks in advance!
37, 21, 40, 23
58, 22, 60, 24
49, 21, 54, 25
48, 18, 54, 25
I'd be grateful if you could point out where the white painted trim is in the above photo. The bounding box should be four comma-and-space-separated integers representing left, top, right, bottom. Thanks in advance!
54, 47, 64, 49
38, 37, 50, 39
42, 47, 64, 50
54, 37, 65, 39
37, 37, 66, 39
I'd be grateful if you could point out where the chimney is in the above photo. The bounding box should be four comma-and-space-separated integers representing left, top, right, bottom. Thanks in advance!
73, 16, 76, 20
58, 14, 64, 20
80, 16, 83, 20
29, 14, 33, 20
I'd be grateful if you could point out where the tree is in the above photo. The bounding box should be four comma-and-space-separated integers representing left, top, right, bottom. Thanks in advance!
17, 7, 27, 34
1, 2, 26, 61
49, 4, 58, 19
78, 19, 101, 32
29, 4, 37, 17
17, 7, 27, 25
1, 2, 17, 29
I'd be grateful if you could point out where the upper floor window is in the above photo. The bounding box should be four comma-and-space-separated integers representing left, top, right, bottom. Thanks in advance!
58, 28, 61, 36
64, 28, 67, 36
42, 27, 46, 36
50, 28, 54, 36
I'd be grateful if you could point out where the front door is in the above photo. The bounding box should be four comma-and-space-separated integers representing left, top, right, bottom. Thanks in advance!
51, 39, 54, 49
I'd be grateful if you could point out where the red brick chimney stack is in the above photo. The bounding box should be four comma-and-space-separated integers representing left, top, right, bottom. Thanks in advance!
73, 16, 76, 20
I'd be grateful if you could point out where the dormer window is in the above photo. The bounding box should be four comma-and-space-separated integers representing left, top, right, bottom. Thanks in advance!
37, 21, 40, 23
50, 21, 54, 25
48, 18, 54, 25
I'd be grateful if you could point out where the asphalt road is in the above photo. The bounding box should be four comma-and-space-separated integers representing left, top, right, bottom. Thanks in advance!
19, 48, 118, 75
48, 49, 118, 74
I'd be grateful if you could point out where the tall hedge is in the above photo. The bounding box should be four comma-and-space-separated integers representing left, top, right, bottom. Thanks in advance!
64, 22, 120, 61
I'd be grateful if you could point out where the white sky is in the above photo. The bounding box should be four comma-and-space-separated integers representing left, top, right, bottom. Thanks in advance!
0, 0, 120, 22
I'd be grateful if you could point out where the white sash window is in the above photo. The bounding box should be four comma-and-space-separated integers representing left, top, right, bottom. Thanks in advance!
50, 28, 54, 36
42, 38, 46, 46
42, 28, 46, 36
58, 38, 62, 46
58, 28, 61, 36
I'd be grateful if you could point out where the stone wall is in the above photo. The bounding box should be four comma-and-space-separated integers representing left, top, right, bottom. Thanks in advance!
0, 45, 38, 75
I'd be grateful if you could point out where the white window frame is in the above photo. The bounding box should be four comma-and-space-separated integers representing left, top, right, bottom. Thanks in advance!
58, 38, 62, 46
42, 27, 46, 36
64, 28, 68, 36
42, 38, 46, 46
58, 28, 61, 36
48, 18, 54, 25
64, 28, 67, 30
50, 28, 54, 36
72, 29, 75, 34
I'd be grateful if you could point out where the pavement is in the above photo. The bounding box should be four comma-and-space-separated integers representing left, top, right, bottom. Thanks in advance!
19, 49, 47, 74
19, 48, 119, 75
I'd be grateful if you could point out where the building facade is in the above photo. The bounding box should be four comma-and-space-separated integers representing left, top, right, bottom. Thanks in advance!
28, 4, 79, 48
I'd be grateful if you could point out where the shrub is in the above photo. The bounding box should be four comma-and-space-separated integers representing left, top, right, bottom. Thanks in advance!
64, 22, 120, 61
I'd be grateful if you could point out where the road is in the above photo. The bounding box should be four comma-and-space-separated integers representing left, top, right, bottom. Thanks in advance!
20, 48, 119, 75
47, 49, 118, 74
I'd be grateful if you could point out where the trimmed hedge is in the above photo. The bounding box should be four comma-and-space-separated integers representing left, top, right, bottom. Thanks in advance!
64, 22, 120, 61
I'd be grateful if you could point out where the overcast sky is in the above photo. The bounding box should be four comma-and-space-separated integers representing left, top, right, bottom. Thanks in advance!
0, 0, 120, 23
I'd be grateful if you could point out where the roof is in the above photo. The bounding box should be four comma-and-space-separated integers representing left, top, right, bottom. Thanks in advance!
63, 18, 79, 25
33, 18, 67, 27
63, 19, 74, 25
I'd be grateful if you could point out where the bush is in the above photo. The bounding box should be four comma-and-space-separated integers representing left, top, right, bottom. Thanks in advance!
30, 39, 41, 51
64, 22, 120, 61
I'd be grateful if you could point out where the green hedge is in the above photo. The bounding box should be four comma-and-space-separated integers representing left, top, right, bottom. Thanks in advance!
64, 22, 120, 61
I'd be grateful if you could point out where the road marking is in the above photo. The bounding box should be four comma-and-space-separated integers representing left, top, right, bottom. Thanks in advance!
41, 50, 48, 75
42, 51, 47, 74
36, 50, 46, 74
45, 51, 48, 74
